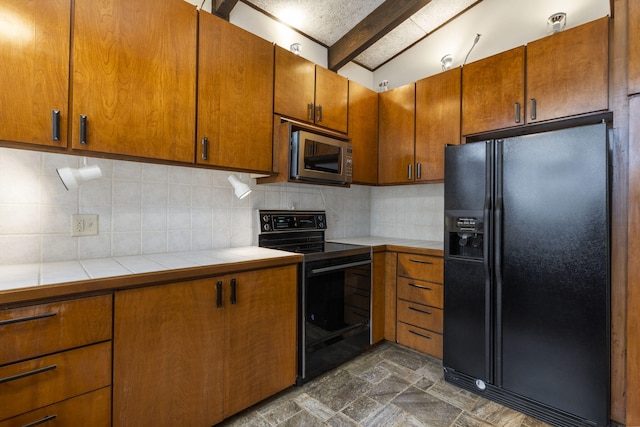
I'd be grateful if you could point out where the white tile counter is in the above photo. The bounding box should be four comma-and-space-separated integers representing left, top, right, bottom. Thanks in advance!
328, 236, 443, 253
0, 247, 301, 304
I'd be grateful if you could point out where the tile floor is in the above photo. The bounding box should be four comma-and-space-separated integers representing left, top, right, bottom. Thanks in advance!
218, 341, 552, 427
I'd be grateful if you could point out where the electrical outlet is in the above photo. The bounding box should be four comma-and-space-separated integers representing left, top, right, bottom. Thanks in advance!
71, 214, 99, 237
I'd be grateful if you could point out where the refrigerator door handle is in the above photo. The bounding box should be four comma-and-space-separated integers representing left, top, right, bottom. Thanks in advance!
493, 139, 504, 386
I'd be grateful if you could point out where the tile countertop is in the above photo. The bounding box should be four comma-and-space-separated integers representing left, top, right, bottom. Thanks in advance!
0, 247, 301, 302
328, 236, 444, 253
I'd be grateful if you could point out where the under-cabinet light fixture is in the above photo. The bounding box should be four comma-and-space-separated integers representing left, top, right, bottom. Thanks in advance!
547, 12, 566, 34
56, 158, 102, 191
290, 43, 302, 55
441, 54, 453, 71
228, 174, 252, 199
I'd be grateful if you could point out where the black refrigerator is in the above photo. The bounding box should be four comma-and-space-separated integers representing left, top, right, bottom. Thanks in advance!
443, 123, 610, 427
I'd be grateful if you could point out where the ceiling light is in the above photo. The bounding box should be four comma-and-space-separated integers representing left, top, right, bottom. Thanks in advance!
56, 161, 103, 191
547, 12, 567, 34
228, 174, 252, 199
290, 43, 302, 55
441, 54, 453, 71
378, 80, 389, 92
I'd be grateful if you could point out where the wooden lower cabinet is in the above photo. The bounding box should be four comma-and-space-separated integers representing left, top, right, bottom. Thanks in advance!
0, 295, 113, 424
113, 265, 297, 426
0, 387, 111, 427
394, 252, 444, 359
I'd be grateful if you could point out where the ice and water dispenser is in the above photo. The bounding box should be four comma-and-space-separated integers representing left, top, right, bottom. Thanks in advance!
445, 214, 483, 260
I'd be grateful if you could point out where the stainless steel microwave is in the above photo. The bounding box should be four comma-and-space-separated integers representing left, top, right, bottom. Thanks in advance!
290, 130, 352, 185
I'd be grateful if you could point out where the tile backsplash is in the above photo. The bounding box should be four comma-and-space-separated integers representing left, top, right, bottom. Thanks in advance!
0, 147, 443, 265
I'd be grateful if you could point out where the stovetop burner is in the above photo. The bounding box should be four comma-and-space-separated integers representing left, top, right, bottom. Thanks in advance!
258, 210, 370, 261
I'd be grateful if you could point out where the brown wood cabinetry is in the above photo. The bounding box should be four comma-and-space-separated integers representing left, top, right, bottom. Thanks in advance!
275, 46, 348, 133
378, 83, 416, 184
0, 0, 70, 148
349, 81, 379, 184
395, 253, 444, 359
526, 17, 609, 124
71, 0, 197, 162
113, 266, 297, 426
197, 12, 274, 173
629, 0, 640, 95
415, 67, 462, 181
462, 46, 526, 135
0, 295, 112, 424
463, 17, 609, 135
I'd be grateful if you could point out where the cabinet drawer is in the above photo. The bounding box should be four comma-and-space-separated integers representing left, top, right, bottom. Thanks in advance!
0, 386, 111, 427
397, 300, 443, 333
0, 341, 111, 420
397, 254, 443, 283
0, 295, 112, 366
397, 277, 443, 308
397, 322, 442, 359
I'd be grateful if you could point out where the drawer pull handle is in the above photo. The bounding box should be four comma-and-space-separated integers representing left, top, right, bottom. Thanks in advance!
22, 414, 57, 427
409, 306, 432, 315
409, 258, 433, 265
0, 312, 57, 327
0, 364, 57, 385
408, 282, 432, 291
408, 329, 432, 340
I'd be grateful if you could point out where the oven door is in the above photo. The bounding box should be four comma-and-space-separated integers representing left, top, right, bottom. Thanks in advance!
300, 253, 371, 382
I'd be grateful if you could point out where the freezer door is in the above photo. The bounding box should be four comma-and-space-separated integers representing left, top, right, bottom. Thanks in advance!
443, 141, 493, 383
498, 123, 609, 426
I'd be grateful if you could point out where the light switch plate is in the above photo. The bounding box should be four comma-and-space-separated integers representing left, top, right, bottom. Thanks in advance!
71, 214, 99, 237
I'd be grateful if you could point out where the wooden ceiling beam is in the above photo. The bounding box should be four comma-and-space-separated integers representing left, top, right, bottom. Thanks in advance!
328, 0, 433, 71
213, 0, 239, 20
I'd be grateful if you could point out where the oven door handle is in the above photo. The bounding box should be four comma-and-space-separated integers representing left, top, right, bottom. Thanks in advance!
310, 260, 371, 275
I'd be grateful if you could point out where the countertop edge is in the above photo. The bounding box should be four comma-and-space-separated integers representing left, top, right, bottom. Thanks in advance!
0, 255, 302, 307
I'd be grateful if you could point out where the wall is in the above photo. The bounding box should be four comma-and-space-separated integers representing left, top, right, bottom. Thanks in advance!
0, 147, 371, 265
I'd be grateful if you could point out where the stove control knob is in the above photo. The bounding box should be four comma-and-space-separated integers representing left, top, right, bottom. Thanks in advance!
262, 215, 270, 223
263, 224, 271, 231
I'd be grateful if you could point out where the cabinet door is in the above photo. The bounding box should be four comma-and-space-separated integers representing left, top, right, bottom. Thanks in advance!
631, 0, 640, 95
71, 0, 197, 162
0, 0, 70, 147
315, 66, 349, 133
462, 46, 525, 135
378, 83, 416, 184
197, 12, 273, 172
416, 67, 461, 182
274, 46, 316, 124
113, 279, 224, 427
224, 266, 297, 417
349, 81, 378, 184
527, 17, 609, 123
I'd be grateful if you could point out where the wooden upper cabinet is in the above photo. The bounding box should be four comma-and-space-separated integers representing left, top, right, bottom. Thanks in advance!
629, 1, 640, 95
274, 46, 348, 133
274, 46, 316, 124
0, 0, 70, 147
378, 83, 416, 184
71, 0, 197, 162
348, 81, 378, 184
416, 67, 461, 182
197, 12, 274, 173
462, 46, 526, 136
315, 66, 349, 133
527, 16, 609, 123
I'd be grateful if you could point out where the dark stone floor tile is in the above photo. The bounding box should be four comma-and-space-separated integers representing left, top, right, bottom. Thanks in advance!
342, 396, 382, 423
306, 369, 373, 412
367, 374, 412, 404
278, 410, 327, 427
379, 346, 427, 371
392, 385, 463, 427
327, 412, 359, 427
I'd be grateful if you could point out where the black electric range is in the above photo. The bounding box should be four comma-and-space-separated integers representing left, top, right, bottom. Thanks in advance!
258, 210, 372, 383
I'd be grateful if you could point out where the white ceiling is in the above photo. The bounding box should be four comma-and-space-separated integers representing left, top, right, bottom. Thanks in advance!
238, 0, 611, 73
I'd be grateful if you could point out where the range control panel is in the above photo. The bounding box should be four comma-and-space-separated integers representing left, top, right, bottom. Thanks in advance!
259, 210, 327, 233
